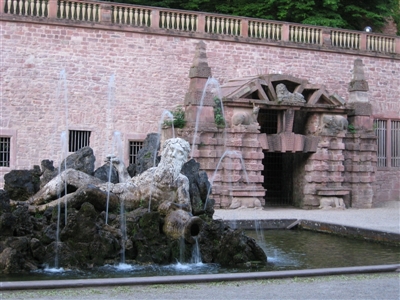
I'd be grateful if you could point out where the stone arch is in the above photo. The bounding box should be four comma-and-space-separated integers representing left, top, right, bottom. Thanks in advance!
220, 73, 348, 207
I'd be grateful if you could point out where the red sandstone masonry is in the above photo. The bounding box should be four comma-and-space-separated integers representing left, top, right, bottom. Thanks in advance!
0, 13, 399, 204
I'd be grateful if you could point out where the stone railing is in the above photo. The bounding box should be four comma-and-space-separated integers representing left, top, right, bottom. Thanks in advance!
2, 0, 399, 55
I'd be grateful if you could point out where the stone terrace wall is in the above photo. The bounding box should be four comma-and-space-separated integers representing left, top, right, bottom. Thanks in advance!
1, 17, 400, 203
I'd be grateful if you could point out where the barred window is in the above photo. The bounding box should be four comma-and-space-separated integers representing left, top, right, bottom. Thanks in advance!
69, 130, 91, 152
0, 137, 11, 167
129, 141, 143, 165
374, 119, 400, 168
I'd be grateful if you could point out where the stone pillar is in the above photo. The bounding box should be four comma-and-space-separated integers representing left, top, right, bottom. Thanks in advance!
184, 41, 214, 129
343, 58, 376, 208
302, 134, 347, 209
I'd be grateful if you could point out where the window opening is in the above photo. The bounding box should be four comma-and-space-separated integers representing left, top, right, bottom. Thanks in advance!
69, 130, 91, 152
374, 119, 387, 167
0, 137, 11, 167
391, 121, 400, 167
129, 141, 144, 165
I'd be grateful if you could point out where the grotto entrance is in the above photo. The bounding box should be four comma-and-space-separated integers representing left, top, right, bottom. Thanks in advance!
221, 74, 347, 208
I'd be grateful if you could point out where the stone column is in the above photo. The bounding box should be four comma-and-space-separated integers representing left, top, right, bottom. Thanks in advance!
343, 58, 376, 208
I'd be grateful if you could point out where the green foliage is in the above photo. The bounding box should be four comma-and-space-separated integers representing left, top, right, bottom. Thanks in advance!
107, 0, 399, 33
348, 124, 356, 134
164, 106, 186, 129
213, 97, 225, 128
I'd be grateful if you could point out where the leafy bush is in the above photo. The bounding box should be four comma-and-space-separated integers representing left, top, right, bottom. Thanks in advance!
164, 106, 186, 129
213, 97, 226, 128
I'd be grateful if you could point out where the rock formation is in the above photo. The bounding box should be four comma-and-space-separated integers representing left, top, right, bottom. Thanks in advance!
0, 136, 267, 274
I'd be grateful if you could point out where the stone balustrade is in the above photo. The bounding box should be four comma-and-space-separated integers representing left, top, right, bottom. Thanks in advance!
1, 0, 399, 56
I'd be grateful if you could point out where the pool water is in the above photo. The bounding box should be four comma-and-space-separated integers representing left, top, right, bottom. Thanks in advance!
1, 229, 398, 281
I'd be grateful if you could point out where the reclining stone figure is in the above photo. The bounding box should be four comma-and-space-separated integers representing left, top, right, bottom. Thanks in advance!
16, 138, 201, 241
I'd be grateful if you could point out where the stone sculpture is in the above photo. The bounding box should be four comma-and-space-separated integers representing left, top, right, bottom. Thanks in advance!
2, 136, 267, 273
276, 83, 306, 103
322, 114, 348, 134
24, 138, 190, 211
231, 102, 260, 126
319, 197, 346, 210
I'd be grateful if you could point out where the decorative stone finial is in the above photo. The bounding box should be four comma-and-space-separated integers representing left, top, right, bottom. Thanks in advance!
348, 59, 369, 104
189, 41, 211, 78
348, 59, 369, 92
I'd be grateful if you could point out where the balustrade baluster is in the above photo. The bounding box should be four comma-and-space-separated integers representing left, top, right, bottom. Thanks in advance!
78, 2, 82, 20
41, 0, 48, 17
87, 3, 91, 21
118, 7, 122, 24
165, 12, 170, 28
59, 0, 64, 18
66, 1, 70, 19
5, 0, 10, 13
124, 7, 129, 25
268, 23, 272, 39
35, 0, 38, 16
174, 13, 180, 30
305, 28, 309, 43
234, 19, 238, 35
133, 9, 138, 26
211, 17, 216, 33
142, 9, 150, 26
71, 2, 76, 19
170, 12, 175, 29
24, 0, 29, 15
248, 21, 253, 37
141, 9, 145, 26
128, 8, 132, 25
343, 32, 347, 47
12, 0, 17, 14
183, 14, 187, 30
81, 3, 86, 21
18, 0, 22, 15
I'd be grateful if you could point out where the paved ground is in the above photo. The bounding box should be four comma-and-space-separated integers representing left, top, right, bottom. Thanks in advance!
1, 273, 399, 300
213, 200, 400, 234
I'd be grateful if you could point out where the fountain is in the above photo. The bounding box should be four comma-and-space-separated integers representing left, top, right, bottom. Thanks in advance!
0, 136, 266, 274
190, 77, 223, 159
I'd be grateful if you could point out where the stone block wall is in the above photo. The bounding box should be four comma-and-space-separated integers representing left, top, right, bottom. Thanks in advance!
1, 17, 399, 205
343, 133, 377, 208
302, 135, 347, 209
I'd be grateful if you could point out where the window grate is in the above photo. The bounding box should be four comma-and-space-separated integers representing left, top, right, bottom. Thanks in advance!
374, 119, 387, 167
69, 130, 91, 152
129, 141, 143, 165
0, 137, 11, 167
391, 121, 400, 167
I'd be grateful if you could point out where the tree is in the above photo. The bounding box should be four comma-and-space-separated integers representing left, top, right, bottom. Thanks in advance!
110, 0, 399, 34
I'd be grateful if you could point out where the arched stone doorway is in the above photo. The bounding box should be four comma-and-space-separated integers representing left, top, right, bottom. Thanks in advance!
220, 74, 348, 208
178, 43, 376, 209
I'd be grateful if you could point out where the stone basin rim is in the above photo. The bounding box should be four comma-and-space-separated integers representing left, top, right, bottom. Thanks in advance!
1, 264, 399, 291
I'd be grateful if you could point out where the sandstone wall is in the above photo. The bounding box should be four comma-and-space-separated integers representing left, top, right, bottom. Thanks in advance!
1, 19, 399, 203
